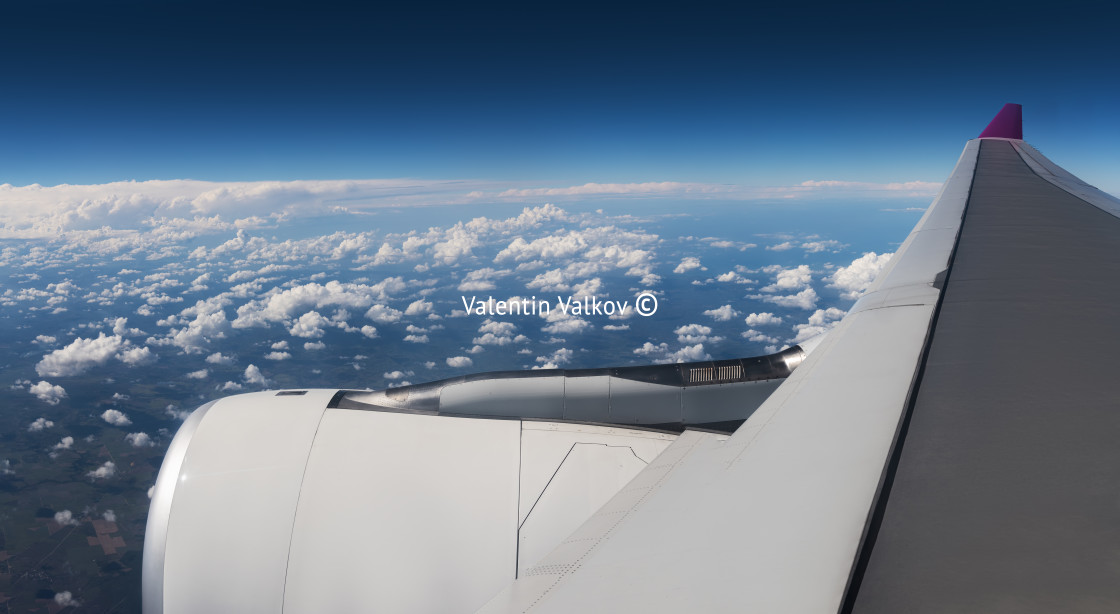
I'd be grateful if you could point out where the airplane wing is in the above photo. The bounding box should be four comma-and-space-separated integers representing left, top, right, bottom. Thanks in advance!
143, 104, 1120, 613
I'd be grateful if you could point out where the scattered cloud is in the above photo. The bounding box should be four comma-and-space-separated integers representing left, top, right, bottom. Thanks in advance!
28, 380, 67, 404
87, 461, 117, 480
703, 305, 740, 321
830, 252, 893, 299
744, 312, 783, 327
446, 356, 473, 368
100, 409, 132, 426
28, 417, 55, 432
126, 432, 155, 447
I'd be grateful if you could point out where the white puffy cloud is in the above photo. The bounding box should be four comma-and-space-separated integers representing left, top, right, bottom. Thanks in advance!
446, 356, 473, 368
742, 329, 779, 344
126, 432, 155, 447
264, 351, 291, 361
830, 252, 893, 299
33, 335, 57, 345
101, 409, 132, 426
761, 265, 812, 292
185, 368, 208, 379
359, 325, 379, 339
87, 461, 117, 480
119, 346, 157, 366
28, 417, 55, 432
28, 380, 67, 404
364, 304, 403, 324
289, 310, 329, 338
54, 591, 81, 608
103, 510, 117, 522
155, 297, 231, 353
304, 341, 326, 350
270, 340, 289, 350
801, 240, 843, 253
675, 324, 722, 344
752, 287, 818, 310
206, 352, 234, 365
233, 279, 404, 328
54, 510, 79, 527
384, 370, 408, 380
744, 312, 783, 327
404, 299, 433, 316
244, 364, 269, 386
766, 241, 794, 251
53, 436, 75, 451
673, 257, 704, 274
633, 341, 711, 364
458, 268, 508, 291
36, 333, 123, 377
790, 307, 846, 344
703, 305, 740, 321
714, 271, 753, 284
533, 347, 574, 369
472, 319, 525, 346
166, 405, 191, 420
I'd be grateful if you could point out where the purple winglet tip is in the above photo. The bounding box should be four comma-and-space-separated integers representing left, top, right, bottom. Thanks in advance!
979, 103, 1023, 139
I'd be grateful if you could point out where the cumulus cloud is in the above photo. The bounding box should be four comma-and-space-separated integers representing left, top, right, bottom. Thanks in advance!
0, 459, 13, 475
28, 417, 55, 432
404, 299, 433, 316
533, 347, 574, 369
634, 341, 710, 364
264, 351, 291, 360
289, 310, 329, 338
54, 510, 79, 527
801, 239, 843, 253
54, 591, 81, 608
243, 364, 269, 386
206, 352, 234, 365
28, 380, 67, 404
744, 312, 783, 327
359, 325, 379, 339
233, 279, 404, 329
752, 287, 819, 310
673, 257, 704, 274
155, 297, 231, 354
119, 346, 157, 366
675, 324, 722, 344
166, 405, 191, 420
472, 319, 525, 346
703, 305, 740, 321
103, 510, 117, 522
304, 341, 326, 350
446, 356, 473, 368
126, 432, 155, 447
186, 369, 209, 379
36, 333, 122, 377
761, 265, 812, 293
791, 307, 846, 344
830, 252, 893, 299
87, 461, 117, 480
53, 436, 75, 451
101, 409, 132, 426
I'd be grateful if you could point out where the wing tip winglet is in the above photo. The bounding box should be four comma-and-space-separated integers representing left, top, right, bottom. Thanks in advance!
978, 103, 1023, 139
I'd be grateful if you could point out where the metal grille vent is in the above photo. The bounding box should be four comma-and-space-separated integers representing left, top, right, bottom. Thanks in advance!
688, 365, 741, 384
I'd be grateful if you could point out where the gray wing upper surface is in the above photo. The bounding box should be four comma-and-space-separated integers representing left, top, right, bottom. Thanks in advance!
478, 136, 1120, 612
848, 139, 1120, 612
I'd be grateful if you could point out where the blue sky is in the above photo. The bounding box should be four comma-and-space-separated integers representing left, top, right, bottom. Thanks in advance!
2, 1, 1117, 192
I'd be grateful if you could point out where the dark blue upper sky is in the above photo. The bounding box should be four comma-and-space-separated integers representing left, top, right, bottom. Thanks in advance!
3, 1, 1117, 190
